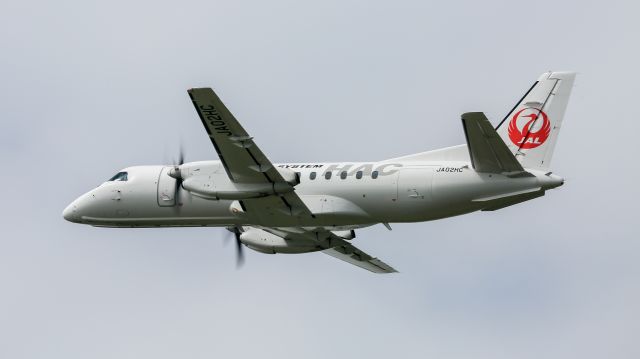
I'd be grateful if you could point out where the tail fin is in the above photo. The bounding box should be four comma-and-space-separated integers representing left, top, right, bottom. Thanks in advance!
495, 71, 576, 170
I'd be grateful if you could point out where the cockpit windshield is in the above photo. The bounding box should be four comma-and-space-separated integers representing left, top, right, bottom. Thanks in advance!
108, 171, 128, 181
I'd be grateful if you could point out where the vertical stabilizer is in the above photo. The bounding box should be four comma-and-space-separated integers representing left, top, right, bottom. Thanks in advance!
495, 72, 576, 170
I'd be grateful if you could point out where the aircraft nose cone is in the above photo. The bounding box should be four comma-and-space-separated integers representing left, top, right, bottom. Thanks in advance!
63, 202, 80, 223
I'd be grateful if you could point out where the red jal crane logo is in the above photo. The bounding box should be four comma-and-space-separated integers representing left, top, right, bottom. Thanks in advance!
508, 108, 551, 149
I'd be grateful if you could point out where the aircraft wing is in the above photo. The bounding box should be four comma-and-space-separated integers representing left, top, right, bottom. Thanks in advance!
461, 112, 526, 174
188, 88, 315, 218
188, 88, 396, 273
258, 227, 398, 274
322, 244, 398, 273
188, 88, 290, 184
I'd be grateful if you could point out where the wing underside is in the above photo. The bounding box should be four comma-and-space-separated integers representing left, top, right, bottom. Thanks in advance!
188, 87, 314, 221
188, 88, 289, 184
257, 227, 397, 274
323, 246, 397, 273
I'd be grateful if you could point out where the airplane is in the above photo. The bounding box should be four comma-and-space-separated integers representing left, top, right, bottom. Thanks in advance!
63, 71, 575, 273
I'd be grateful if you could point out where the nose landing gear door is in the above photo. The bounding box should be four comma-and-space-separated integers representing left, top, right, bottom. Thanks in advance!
157, 167, 177, 207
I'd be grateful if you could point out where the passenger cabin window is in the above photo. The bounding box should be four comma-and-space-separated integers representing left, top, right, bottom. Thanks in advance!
371, 171, 379, 179
108, 171, 128, 181
310, 172, 316, 180
340, 171, 347, 179
325, 172, 332, 180
356, 171, 363, 179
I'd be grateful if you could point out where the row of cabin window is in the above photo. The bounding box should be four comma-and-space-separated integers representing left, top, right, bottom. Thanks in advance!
308, 170, 379, 180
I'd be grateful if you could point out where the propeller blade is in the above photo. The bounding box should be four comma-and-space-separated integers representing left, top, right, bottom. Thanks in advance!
178, 144, 185, 166
175, 176, 182, 205
234, 229, 245, 268
172, 145, 185, 206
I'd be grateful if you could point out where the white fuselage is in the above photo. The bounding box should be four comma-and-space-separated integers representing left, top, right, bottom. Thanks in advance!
63, 157, 563, 230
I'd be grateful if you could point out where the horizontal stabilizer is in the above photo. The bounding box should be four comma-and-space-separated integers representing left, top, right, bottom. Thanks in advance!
462, 112, 525, 174
479, 189, 545, 211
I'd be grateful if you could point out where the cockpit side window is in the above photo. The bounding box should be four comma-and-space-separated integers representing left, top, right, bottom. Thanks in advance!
108, 171, 128, 181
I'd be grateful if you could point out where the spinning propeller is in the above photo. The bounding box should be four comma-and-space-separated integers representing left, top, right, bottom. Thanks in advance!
224, 227, 245, 268
168, 147, 245, 268
168, 146, 186, 205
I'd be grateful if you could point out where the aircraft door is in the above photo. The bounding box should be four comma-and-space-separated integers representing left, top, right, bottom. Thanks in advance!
157, 167, 177, 207
398, 168, 433, 202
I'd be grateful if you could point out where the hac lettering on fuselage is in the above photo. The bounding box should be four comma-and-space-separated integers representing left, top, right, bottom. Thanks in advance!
277, 163, 402, 177
63, 71, 576, 273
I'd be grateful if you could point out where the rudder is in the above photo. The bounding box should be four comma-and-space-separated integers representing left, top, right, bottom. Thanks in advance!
495, 71, 576, 170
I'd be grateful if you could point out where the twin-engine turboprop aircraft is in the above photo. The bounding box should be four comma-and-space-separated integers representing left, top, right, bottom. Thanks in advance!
63, 72, 575, 273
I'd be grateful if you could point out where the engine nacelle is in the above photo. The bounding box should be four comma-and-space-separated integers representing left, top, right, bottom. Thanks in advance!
239, 228, 321, 254
182, 175, 294, 200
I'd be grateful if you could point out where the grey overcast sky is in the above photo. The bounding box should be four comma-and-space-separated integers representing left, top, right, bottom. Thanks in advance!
1, 0, 639, 358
